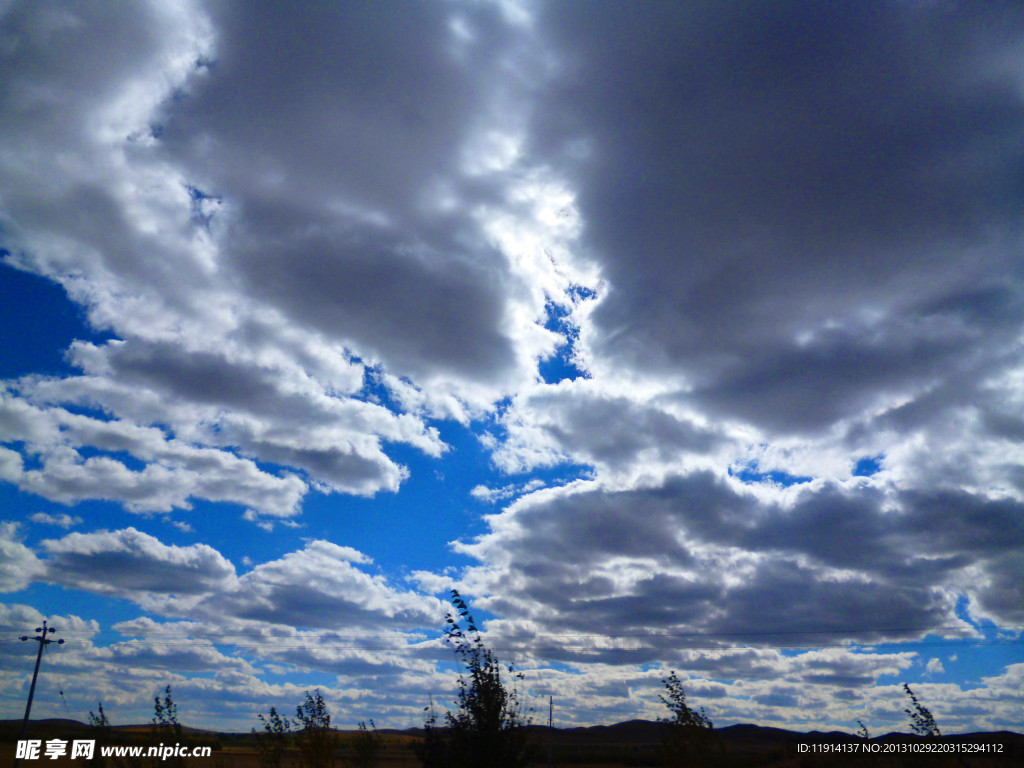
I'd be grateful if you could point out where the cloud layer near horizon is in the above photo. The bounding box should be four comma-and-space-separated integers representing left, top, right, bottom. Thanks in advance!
1, 527, 1022, 733
2, 0, 1024, 733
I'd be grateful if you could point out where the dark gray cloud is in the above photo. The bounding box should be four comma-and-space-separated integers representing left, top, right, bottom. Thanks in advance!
460, 471, 1020, 654
231, 228, 512, 380
754, 692, 799, 709
972, 552, 1024, 623
152, 0, 528, 385
84, 341, 297, 415
162, 1, 501, 213
528, 0, 1024, 435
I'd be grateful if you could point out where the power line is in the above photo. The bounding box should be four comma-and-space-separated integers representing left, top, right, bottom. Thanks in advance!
10, 622, 1019, 659
48, 622, 1024, 642
11, 638, 1020, 654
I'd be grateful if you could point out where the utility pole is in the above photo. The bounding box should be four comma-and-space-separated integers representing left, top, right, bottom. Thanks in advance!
548, 695, 553, 768
14, 621, 64, 768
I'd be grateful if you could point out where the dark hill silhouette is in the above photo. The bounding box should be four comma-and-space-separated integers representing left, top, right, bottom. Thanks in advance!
4, 717, 1023, 765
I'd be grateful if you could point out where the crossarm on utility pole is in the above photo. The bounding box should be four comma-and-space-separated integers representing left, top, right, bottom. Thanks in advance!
14, 621, 64, 768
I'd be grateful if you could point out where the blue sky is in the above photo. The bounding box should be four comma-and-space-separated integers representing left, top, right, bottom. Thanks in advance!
2, 0, 1023, 736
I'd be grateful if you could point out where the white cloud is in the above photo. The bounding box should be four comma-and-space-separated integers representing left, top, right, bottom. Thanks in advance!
42, 527, 238, 602
227, 540, 445, 631
29, 512, 82, 528
0, 601, 100, 640
1, 390, 308, 518
469, 478, 546, 504
37, 527, 444, 632
0, 522, 44, 593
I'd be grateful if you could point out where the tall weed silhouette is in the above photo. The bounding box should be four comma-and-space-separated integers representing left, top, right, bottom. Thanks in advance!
415, 590, 532, 768
659, 671, 719, 767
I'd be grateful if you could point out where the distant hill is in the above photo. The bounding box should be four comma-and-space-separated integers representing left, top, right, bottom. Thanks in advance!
0, 718, 222, 743
4, 717, 1022, 759
514, 720, 1024, 753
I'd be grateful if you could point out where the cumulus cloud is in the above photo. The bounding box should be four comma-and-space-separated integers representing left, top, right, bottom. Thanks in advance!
38, 527, 444, 632
493, 381, 722, 476
42, 527, 238, 601
7, 604, 100, 641
450, 473, 1019, 657
0, 532, 454, 729
0, 522, 44, 593
0, 0, 529, 520
469, 478, 546, 504
2, 387, 337, 517
218, 540, 446, 631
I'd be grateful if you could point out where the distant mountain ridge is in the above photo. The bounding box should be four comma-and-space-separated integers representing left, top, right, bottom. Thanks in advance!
3, 716, 1022, 756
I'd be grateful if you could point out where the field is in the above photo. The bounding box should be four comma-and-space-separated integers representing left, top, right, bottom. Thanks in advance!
3, 719, 1023, 768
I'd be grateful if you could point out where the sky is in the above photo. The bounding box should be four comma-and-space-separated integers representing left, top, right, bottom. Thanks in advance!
1, 0, 1023, 736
